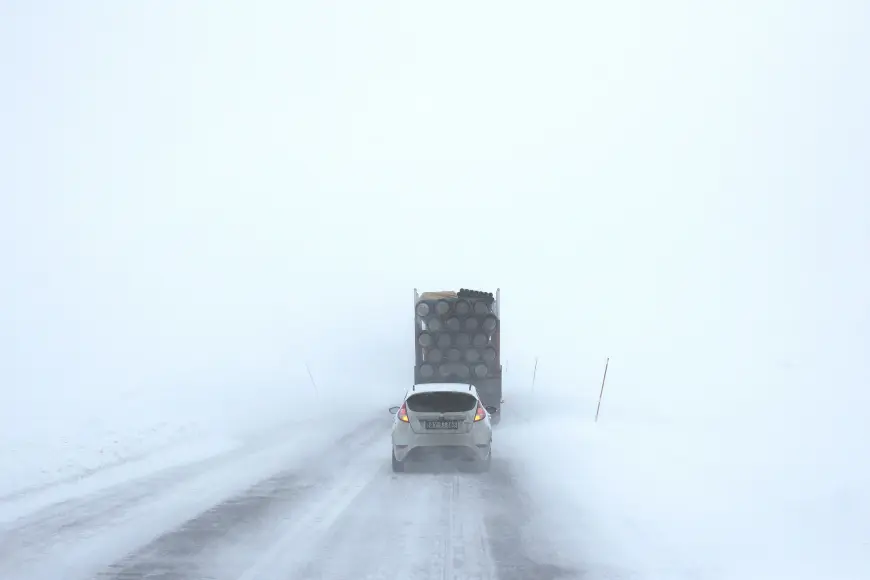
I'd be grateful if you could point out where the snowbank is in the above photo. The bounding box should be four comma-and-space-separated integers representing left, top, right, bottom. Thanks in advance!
500, 367, 870, 580
0, 365, 398, 502
0, 411, 217, 501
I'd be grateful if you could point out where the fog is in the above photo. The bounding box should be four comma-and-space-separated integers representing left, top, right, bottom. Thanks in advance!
2, 0, 868, 504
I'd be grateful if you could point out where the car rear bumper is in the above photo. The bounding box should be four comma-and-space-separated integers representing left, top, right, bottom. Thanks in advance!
392, 428, 491, 462
394, 442, 491, 462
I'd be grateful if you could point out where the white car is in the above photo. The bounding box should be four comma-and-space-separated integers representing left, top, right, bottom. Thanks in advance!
389, 382, 496, 472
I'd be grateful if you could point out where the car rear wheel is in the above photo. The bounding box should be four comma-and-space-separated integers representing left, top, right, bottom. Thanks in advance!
474, 450, 492, 473
391, 449, 405, 473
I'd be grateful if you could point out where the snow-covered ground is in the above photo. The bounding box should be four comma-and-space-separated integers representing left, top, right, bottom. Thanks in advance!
0, 354, 867, 579
500, 363, 870, 580
0, 411, 392, 580
0, 371, 397, 503
0, 405, 556, 580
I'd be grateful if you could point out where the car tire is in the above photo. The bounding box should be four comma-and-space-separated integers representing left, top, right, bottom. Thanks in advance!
391, 450, 405, 473
475, 451, 492, 473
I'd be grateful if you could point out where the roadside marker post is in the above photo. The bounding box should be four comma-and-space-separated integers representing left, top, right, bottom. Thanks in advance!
595, 357, 610, 422
531, 357, 539, 391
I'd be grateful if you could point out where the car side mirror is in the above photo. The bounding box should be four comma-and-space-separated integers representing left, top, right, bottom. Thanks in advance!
485, 405, 497, 414
388, 406, 400, 414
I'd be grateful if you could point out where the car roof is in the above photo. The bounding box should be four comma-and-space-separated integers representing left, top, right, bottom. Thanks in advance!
409, 382, 478, 395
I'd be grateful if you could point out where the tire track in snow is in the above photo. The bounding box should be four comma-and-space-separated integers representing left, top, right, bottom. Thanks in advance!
0, 416, 387, 580
271, 457, 558, 580
96, 417, 388, 580
261, 467, 499, 580
0, 449, 257, 572
481, 458, 580, 580
66, 417, 576, 580
454, 471, 497, 580
0, 419, 356, 538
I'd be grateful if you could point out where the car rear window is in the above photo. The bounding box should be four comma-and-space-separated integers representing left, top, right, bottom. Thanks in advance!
406, 392, 478, 413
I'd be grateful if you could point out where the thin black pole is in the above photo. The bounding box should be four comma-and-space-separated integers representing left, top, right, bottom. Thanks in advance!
595, 357, 610, 422
305, 362, 319, 395
531, 357, 538, 391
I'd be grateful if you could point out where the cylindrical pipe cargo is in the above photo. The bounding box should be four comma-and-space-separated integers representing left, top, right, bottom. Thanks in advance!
482, 315, 498, 333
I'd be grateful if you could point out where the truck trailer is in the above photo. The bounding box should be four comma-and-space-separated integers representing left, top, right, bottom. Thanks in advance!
413, 288, 503, 423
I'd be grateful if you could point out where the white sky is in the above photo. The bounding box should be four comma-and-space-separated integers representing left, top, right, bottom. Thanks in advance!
1, 1, 868, 419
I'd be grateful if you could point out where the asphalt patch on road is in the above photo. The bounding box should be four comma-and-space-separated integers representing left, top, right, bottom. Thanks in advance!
94, 417, 386, 580
97, 472, 315, 580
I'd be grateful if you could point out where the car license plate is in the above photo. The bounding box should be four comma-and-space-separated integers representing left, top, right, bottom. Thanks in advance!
425, 420, 460, 430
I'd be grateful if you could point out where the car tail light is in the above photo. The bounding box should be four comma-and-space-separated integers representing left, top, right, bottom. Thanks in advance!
473, 404, 486, 422
398, 402, 410, 423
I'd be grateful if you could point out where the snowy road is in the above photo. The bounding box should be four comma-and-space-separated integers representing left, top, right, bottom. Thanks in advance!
0, 413, 577, 580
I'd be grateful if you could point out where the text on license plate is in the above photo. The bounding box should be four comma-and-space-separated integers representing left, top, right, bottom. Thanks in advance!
425, 420, 460, 429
